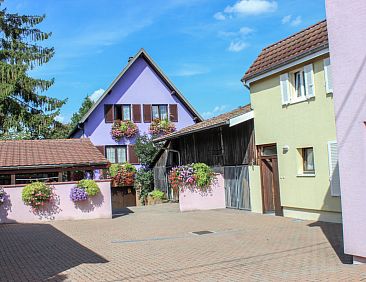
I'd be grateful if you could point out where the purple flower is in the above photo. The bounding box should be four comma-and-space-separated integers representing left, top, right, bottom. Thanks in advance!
70, 187, 88, 202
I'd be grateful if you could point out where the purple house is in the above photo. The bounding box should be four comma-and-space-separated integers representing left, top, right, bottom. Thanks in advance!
70, 49, 202, 166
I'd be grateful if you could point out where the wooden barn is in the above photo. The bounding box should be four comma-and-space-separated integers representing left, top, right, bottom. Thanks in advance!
152, 104, 256, 210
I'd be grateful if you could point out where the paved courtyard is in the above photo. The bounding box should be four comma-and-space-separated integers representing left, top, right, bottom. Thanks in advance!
1, 204, 366, 281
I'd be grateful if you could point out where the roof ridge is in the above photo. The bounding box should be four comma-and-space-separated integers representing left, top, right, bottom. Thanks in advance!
263, 19, 326, 51
0, 138, 91, 143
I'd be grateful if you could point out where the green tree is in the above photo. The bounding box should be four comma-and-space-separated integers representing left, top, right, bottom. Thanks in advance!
0, 1, 66, 139
134, 134, 162, 168
69, 96, 93, 131
134, 134, 162, 204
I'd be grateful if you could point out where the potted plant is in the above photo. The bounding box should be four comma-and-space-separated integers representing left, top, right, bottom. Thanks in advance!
22, 182, 52, 208
111, 120, 139, 141
147, 190, 165, 205
149, 118, 176, 136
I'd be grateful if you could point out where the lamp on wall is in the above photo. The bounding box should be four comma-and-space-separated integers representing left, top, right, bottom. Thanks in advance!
283, 145, 289, 154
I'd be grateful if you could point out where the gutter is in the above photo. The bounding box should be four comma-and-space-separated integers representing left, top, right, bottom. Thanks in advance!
0, 162, 109, 171
153, 121, 229, 143
242, 45, 329, 86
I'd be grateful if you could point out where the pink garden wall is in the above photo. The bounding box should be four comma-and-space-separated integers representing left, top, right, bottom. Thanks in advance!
0, 180, 112, 223
179, 174, 225, 212
326, 0, 366, 262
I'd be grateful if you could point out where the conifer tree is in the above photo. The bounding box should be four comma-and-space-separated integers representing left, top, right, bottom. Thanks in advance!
0, 1, 66, 139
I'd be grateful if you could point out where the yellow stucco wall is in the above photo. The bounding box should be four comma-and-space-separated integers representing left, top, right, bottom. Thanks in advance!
248, 165, 262, 213
250, 56, 341, 220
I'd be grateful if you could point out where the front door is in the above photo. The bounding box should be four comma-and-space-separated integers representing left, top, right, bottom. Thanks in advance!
258, 145, 282, 216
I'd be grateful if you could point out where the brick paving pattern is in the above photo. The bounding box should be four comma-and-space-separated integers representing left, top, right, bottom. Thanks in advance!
0, 204, 365, 281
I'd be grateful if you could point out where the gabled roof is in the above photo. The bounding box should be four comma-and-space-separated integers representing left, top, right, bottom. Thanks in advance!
243, 20, 328, 82
153, 104, 252, 142
0, 138, 109, 170
71, 48, 202, 136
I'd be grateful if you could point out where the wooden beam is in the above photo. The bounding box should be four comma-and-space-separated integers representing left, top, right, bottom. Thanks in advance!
10, 174, 15, 185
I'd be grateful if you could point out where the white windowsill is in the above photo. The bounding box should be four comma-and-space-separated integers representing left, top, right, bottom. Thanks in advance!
297, 173, 316, 177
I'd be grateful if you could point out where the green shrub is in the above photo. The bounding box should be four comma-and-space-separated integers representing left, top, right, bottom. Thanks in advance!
192, 163, 215, 188
149, 190, 165, 200
77, 179, 100, 197
22, 182, 52, 207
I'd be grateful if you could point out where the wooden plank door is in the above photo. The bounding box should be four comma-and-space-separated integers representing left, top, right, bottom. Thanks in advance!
258, 145, 282, 216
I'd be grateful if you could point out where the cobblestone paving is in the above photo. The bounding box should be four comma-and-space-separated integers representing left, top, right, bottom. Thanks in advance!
1, 204, 366, 281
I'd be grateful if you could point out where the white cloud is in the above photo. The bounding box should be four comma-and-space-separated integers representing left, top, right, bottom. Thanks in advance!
224, 0, 278, 16
202, 105, 229, 119
89, 88, 105, 102
171, 64, 209, 77
281, 15, 292, 24
239, 27, 254, 35
214, 12, 226, 21
290, 16, 302, 26
281, 15, 302, 27
228, 41, 248, 52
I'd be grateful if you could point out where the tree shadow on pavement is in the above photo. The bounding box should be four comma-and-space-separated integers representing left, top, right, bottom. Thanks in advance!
0, 223, 108, 281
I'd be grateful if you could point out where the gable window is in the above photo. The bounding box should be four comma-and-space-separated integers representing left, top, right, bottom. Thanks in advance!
105, 146, 127, 164
152, 105, 168, 120
302, 147, 315, 174
280, 63, 315, 105
114, 105, 131, 121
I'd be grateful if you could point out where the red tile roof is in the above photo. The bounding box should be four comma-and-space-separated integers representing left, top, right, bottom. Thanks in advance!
243, 20, 328, 82
0, 138, 109, 170
153, 104, 252, 142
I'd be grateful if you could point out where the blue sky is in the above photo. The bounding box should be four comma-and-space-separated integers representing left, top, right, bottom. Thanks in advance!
6, 0, 326, 122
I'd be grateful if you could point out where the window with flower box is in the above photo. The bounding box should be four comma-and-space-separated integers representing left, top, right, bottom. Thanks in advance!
152, 105, 168, 120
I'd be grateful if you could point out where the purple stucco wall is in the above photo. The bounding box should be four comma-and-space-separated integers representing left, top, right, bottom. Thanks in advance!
75, 57, 196, 146
326, 0, 366, 261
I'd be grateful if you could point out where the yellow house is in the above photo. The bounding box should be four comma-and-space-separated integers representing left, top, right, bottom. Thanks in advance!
243, 20, 341, 223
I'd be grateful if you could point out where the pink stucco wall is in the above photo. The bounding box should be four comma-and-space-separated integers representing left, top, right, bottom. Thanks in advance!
179, 174, 225, 212
0, 180, 112, 223
326, 0, 366, 259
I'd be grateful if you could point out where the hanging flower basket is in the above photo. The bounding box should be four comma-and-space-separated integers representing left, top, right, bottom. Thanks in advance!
168, 163, 216, 191
22, 182, 52, 208
149, 118, 176, 136
111, 120, 139, 141
110, 163, 136, 187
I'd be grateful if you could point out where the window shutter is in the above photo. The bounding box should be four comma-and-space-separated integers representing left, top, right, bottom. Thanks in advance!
132, 104, 142, 123
128, 145, 139, 164
95, 145, 105, 156
304, 64, 315, 98
104, 104, 114, 123
143, 104, 152, 123
169, 104, 178, 122
328, 141, 341, 197
324, 58, 333, 93
280, 73, 290, 105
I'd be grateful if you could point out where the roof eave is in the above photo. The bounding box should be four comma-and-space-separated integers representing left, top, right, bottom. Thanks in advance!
242, 44, 329, 85
153, 121, 229, 143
